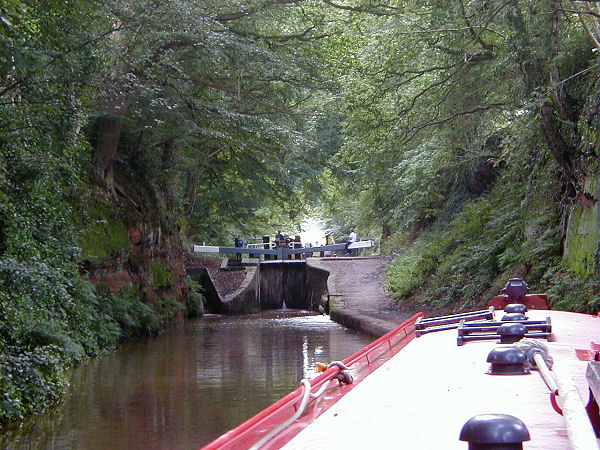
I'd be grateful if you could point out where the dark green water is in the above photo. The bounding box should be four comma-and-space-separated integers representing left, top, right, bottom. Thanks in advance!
1, 311, 372, 449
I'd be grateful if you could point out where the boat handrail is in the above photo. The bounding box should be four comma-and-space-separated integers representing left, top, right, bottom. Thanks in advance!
202, 311, 425, 450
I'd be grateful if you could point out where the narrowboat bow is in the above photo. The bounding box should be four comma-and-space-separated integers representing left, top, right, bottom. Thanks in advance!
203, 279, 600, 449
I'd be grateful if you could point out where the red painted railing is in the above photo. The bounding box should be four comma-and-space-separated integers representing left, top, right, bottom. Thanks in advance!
203, 311, 425, 450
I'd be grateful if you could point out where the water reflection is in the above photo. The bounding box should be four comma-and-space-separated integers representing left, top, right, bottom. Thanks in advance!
1, 311, 372, 450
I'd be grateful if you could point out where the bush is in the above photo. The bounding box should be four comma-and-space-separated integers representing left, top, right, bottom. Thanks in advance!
151, 262, 172, 288
382, 126, 587, 312
0, 346, 65, 422
384, 239, 444, 299
185, 276, 205, 318
94, 285, 160, 340
159, 296, 185, 322
0, 260, 174, 424
542, 269, 599, 313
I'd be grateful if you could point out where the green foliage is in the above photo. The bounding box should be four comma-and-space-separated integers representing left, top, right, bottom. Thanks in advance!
0, 0, 599, 428
151, 262, 172, 288
185, 276, 205, 318
94, 285, 160, 339
384, 114, 598, 313
79, 201, 131, 262
310, 0, 599, 313
0, 0, 336, 425
542, 269, 599, 313
384, 239, 445, 299
0, 275, 165, 423
24, 321, 85, 362
0, 257, 167, 423
0, 346, 65, 422
159, 296, 185, 322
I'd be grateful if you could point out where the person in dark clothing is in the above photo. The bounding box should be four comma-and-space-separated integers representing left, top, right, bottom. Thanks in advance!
235, 235, 243, 247
275, 230, 285, 247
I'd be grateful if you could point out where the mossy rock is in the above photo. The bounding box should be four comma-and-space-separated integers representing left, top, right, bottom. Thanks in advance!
79, 200, 131, 262
563, 174, 599, 278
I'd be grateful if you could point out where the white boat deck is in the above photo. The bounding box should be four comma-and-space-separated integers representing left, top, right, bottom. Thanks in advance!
284, 309, 600, 449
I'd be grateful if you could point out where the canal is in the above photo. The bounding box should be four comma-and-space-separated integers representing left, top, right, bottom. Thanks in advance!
1, 311, 372, 449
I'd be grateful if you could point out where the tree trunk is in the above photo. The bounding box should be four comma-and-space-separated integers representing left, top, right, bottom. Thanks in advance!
542, 0, 578, 194
92, 115, 122, 185
184, 168, 200, 218
506, 1, 538, 92
381, 223, 391, 241
91, 11, 130, 192
548, 0, 577, 123
540, 104, 575, 187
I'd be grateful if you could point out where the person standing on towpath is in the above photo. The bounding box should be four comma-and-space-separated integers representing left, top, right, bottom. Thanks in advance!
344, 228, 357, 255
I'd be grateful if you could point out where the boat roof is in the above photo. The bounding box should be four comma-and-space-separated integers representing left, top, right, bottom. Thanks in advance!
283, 309, 600, 449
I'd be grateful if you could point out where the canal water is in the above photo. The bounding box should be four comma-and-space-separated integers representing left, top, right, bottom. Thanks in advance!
1, 311, 372, 449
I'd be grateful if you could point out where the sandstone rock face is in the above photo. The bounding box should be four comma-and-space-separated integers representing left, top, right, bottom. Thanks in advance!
85, 222, 188, 325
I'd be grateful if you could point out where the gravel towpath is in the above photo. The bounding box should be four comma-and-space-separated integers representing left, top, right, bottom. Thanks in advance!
308, 256, 419, 337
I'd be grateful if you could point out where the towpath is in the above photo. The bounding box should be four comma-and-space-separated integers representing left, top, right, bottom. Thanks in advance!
308, 256, 418, 337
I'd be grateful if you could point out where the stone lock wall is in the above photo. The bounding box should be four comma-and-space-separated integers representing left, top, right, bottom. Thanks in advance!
189, 260, 329, 314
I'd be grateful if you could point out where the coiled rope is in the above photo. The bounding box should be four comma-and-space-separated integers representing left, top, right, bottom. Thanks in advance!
250, 361, 353, 450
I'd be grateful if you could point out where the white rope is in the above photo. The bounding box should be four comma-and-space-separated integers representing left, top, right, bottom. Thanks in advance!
516, 341, 598, 450
250, 361, 352, 449
533, 352, 558, 392
249, 379, 330, 450
552, 361, 599, 450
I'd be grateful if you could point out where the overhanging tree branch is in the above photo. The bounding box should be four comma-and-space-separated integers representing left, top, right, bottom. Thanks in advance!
321, 0, 402, 15
400, 102, 506, 146
223, 22, 335, 43
0, 24, 125, 97
214, 0, 306, 22
458, 0, 494, 51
